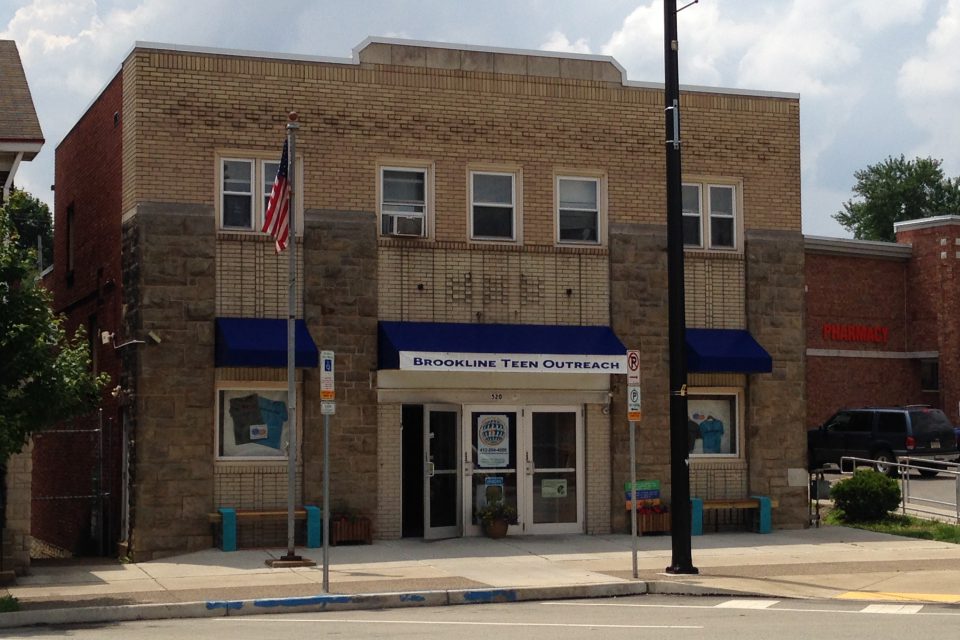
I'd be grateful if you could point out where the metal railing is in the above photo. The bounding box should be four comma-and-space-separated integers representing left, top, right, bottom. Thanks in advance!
838, 455, 960, 523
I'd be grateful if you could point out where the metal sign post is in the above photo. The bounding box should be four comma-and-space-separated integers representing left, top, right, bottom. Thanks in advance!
626, 350, 641, 579
320, 350, 335, 592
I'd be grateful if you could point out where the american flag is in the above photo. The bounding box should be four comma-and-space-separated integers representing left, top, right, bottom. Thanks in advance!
262, 140, 291, 252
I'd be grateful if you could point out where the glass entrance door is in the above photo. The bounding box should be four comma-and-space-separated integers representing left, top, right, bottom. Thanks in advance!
524, 407, 583, 534
463, 408, 519, 536
424, 406, 460, 539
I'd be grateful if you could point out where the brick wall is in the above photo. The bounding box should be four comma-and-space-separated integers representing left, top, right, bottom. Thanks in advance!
2, 448, 32, 572
42, 71, 124, 555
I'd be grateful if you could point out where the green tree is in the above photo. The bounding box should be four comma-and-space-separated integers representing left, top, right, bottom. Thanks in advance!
834, 155, 960, 241
0, 203, 107, 462
4, 188, 53, 269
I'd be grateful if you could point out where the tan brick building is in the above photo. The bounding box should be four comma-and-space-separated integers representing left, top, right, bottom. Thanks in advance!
50, 38, 806, 560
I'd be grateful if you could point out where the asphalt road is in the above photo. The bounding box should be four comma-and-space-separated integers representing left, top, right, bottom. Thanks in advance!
6, 595, 960, 639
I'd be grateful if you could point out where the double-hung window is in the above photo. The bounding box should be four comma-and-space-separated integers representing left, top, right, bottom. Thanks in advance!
682, 182, 738, 250
219, 156, 296, 233
471, 171, 516, 241
222, 159, 255, 230
380, 167, 427, 237
557, 176, 600, 244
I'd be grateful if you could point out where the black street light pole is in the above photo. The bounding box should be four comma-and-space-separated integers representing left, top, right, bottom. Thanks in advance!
664, 0, 698, 575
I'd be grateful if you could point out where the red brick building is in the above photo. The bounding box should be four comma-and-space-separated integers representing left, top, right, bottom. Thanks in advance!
805, 216, 960, 427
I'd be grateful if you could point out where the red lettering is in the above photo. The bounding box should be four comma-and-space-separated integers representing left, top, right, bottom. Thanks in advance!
822, 323, 890, 344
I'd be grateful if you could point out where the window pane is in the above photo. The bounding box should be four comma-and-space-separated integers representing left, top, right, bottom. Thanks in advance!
219, 389, 289, 458
559, 209, 598, 242
473, 173, 513, 204
473, 206, 514, 238
383, 169, 425, 203
683, 215, 701, 246
877, 413, 907, 434
223, 160, 252, 193
709, 185, 734, 216
559, 178, 597, 209
682, 184, 701, 214
688, 395, 737, 455
263, 161, 279, 210
223, 194, 253, 228
710, 217, 734, 248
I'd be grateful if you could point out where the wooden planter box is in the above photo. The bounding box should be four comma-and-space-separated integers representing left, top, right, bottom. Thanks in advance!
330, 517, 372, 545
637, 511, 671, 535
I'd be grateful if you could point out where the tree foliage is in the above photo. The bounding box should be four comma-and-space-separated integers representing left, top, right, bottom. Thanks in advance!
4, 188, 53, 269
0, 201, 107, 462
834, 155, 960, 241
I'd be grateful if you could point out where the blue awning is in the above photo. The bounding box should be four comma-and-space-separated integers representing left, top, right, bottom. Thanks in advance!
215, 317, 319, 368
685, 328, 772, 373
379, 321, 627, 373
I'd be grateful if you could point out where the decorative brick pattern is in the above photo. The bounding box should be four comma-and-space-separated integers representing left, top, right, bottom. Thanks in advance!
379, 243, 609, 326
216, 235, 304, 318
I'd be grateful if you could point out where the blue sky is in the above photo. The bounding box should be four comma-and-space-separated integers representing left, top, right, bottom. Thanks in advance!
4, 0, 960, 237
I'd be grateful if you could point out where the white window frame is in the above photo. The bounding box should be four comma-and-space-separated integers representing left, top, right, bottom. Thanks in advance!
556, 175, 603, 246
378, 164, 430, 238
217, 152, 302, 235
682, 183, 703, 249
220, 157, 255, 230
681, 180, 740, 251
687, 388, 743, 459
470, 169, 518, 242
215, 382, 301, 462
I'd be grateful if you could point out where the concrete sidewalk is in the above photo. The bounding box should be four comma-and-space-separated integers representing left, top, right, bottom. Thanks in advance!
4, 525, 960, 628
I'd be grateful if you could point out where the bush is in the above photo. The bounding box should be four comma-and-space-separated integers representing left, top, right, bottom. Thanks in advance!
830, 469, 901, 522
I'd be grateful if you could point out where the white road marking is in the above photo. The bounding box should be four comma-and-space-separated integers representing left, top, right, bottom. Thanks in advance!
218, 618, 703, 629
544, 601, 960, 616
861, 604, 923, 615
715, 599, 780, 609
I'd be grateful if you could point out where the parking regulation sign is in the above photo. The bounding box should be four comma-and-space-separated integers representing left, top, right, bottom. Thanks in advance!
627, 385, 642, 422
626, 350, 641, 385
320, 350, 335, 400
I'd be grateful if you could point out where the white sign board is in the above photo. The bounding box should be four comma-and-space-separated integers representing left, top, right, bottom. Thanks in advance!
320, 350, 335, 400
627, 384, 642, 422
626, 350, 641, 385
321, 401, 335, 415
398, 351, 626, 373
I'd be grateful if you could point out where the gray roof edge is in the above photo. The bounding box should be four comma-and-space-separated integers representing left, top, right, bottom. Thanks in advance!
624, 79, 798, 100
893, 215, 960, 232
804, 235, 912, 259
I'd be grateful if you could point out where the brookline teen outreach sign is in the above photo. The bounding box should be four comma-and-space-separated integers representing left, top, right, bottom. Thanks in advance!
400, 352, 627, 373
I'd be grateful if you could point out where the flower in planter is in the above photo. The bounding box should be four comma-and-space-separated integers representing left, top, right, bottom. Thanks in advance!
637, 504, 670, 515
476, 499, 518, 527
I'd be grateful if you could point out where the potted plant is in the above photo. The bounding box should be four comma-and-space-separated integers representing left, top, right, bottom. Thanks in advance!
476, 499, 518, 538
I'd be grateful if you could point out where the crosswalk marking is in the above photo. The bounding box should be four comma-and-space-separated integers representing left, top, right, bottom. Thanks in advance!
861, 604, 923, 615
715, 599, 780, 609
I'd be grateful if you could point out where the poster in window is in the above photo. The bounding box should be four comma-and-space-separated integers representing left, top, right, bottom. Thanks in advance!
219, 389, 289, 458
477, 414, 509, 468
687, 395, 737, 456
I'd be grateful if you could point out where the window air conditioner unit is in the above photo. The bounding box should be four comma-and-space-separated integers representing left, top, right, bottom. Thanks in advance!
383, 213, 425, 237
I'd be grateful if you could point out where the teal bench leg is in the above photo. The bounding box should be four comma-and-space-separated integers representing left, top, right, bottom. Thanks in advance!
690, 497, 703, 536
305, 505, 322, 548
218, 507, 237, 552
752, 495, 772, 533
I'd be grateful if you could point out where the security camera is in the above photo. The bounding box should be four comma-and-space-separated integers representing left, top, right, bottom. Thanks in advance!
101, 331, 114, 345
147, 331, 162, 345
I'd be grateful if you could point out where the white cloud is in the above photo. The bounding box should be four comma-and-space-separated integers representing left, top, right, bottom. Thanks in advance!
540, 30, 591, 54
898, 0, 960, 176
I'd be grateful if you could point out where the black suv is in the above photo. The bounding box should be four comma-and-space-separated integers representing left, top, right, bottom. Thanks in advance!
808, 406, 960, 477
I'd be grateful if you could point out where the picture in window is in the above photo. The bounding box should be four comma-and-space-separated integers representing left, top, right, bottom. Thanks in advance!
218, 389, 289, 458
687, 394, 737, 456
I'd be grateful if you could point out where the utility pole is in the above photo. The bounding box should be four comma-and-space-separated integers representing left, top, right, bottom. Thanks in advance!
664, 0, 698, 575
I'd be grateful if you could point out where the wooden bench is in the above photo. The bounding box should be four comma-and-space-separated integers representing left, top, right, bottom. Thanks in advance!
691, 496, 778, 535
208, 506, 322, 551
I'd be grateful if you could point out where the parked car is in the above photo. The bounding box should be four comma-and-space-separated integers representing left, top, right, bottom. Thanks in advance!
808, 406, 960, 477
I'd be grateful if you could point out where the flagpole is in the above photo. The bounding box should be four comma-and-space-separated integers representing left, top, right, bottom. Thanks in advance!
283, 112, 300, 561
